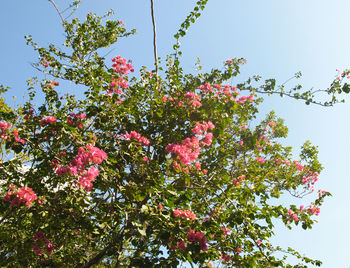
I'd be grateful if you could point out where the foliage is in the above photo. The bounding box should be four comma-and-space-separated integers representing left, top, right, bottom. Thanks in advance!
0, 1, 348, 267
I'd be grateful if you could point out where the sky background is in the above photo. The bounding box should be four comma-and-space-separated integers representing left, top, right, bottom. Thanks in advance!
0, 0, 349, 267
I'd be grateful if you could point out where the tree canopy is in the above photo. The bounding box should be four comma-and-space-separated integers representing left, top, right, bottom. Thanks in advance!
0, 1, 349, 267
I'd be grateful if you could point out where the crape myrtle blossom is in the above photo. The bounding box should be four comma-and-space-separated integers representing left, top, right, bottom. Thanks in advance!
108, 56, 134, 96
40, 116, 57, 126
122, 131, 150, 146
173, 209, 196, 220
186, 229, 208, 251
54, 144, 107, 191
166, 121, 214, 166
32, 231, 54, 256
0, 121, 26, 144
4, 185, 37, 207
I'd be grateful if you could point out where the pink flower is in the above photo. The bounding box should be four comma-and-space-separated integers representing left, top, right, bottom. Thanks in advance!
257, 240, 262, 245
86, 166, 100, 180
241, 125, 246, 130
203, 133, 213, 146
177, 240, 186, 250
238, 140, 243, 146
269, 121, 275, 128
187, 229, 196, 242
32, 244, 42, 256
45, 116, 57, 124
221, 254, 230, 262
256, 157, 265, 164
222, 226, 231, 237
46, 242, 54, 255
142, 156, 149, 162
0, 121, 11, 132
173, 209, 196, 220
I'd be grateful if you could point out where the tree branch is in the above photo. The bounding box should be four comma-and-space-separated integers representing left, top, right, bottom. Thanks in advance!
48, 0, 65, 25
82, 242, 115, 268
150, 0, 158, 81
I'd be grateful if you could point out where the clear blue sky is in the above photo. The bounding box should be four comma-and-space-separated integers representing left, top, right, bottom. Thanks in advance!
0, 0, 349, 267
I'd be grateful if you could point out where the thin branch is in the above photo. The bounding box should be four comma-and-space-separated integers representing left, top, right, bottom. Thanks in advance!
48, 0, 65, 25
82, 242, 115, 268
150, 0, 158, 81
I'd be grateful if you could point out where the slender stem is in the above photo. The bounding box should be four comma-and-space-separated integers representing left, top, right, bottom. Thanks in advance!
82, 242, 114, 268
48, 0, 65, 25
150, 0, 158, 81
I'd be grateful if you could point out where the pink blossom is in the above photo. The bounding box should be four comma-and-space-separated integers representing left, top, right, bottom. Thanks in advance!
221, 254, 230, 262
269, 121, 275, 128
256, 157, 265, 164
0, 121, 10, 131
200, 83, 214, 93
203, 133, 213, 146
46, 242, 54, 255
238, 140, 244, 146
177, 240, 186, 250
222, 226, 231, 237
187, 229, 196, 242
173, 209, 196, 220
45, 116, 57, 124
5, 186, 38, 207
32, 244, 42, 256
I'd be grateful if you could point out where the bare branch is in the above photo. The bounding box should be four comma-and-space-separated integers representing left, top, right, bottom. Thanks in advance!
48, 0, 65, 25
150, 0, 158, 81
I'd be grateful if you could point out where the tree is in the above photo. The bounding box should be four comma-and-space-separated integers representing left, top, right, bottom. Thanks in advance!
0, 1, 349, 267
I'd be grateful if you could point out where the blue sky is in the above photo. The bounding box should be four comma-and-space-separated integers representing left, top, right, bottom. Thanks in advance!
0, 0, 349, 267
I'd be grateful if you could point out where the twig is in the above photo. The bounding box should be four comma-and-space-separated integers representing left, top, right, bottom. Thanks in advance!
150, 0, 158, 82
48, 0, 65, 25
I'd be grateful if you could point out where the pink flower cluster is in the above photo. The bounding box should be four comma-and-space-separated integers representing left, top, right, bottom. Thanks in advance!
54, 145, 107, 191
166, 121, 214, 166
213, 84, 235, 97
184, 91, 202, 108
67, 112, 86, 129
200, 82, 254, 104
166, 137, 201, 166
109, 56, 134, 97
293, 161, 304, 171
4, 185, 37, 207
233, 174, 246, 187
0, 121, 26, 144
40, 116, 57, 126
32, 231, 54, 256
287, 209, 299, 222
13, 129, 26, 145
0, 121, 11, 140
200, 83, 214, 93
111, 55, 134, 75
220, 254, 230, 262
186, 229, 208, 251
307, 205, 320, 216
235, 94, 254, 104
122, 131, 150, 146
173, 209, 196, 220
301, 171, 319, 189
43, 80, 59, 90
0, 121, 10, 132
256, 157, 265, 164
222, 226, 231, 237
191, 121, 215, 136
